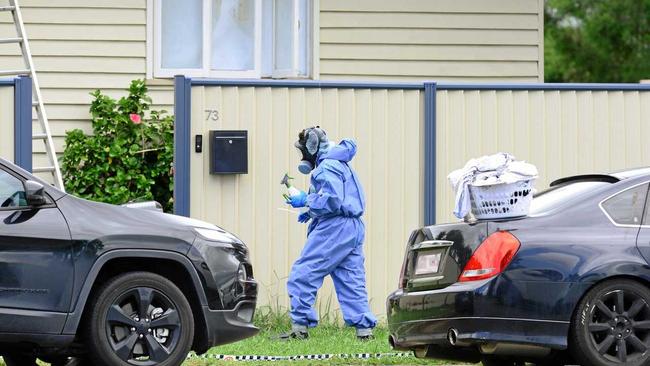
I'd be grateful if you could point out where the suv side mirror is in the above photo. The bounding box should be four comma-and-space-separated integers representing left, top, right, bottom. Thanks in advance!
24, 180, 47, 206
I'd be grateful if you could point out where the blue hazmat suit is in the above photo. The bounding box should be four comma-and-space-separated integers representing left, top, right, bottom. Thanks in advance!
287, 139, 377, 329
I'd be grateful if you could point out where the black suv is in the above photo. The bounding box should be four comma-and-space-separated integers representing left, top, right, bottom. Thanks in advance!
0, 158, 258, 366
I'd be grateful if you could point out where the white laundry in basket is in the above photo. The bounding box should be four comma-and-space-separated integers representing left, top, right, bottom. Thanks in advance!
448, 153, 538, 219
469, 179, 536, 219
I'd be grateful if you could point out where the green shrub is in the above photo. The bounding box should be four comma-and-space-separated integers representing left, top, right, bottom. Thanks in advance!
61, 80, 174, 211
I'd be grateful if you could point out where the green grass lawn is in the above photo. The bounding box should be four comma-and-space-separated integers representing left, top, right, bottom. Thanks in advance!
187, 325, 450, 365
185, 306, 450, 365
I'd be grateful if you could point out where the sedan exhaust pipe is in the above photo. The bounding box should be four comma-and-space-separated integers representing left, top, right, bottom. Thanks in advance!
447, 328, 471, 347
388, 334, 409, 351
447, 328, 459, 346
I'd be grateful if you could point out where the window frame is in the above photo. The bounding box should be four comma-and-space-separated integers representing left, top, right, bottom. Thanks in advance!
599, 181, 650, 228
152, 0, 263, 79
149, 0, 315, 79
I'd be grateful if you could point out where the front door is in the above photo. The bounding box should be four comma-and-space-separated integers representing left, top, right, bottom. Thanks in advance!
0, 167, 73, 333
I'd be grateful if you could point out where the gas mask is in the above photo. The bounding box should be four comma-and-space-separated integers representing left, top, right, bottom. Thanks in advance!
294, 127, 328, 174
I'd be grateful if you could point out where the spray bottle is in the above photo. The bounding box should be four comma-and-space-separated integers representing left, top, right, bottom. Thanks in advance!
281, 173, 308, 214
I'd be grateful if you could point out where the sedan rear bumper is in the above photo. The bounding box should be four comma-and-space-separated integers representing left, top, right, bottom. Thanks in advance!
387, 279, 570, 354
389, 314, 569, 349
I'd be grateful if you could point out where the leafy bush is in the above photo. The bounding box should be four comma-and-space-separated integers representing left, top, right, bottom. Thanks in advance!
61, 80, 174, 211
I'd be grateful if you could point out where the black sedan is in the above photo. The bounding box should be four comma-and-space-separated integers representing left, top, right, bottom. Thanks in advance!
388, 168, 650, 366
0, 158, 257, 366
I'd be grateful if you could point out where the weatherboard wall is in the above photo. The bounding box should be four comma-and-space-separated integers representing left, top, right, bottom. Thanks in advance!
188, 83, 424, 318
319, 0, 544, 82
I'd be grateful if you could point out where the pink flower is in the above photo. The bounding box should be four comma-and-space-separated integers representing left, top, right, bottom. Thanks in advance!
129, 113, 142, 124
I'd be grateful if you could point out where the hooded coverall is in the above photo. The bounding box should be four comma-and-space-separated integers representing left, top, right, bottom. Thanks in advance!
287, 139, 377, 329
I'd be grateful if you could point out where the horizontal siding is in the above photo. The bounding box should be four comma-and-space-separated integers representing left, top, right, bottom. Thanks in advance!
321, 0, 539, 14
320, 60, 538, 77
0, 86, 14, 162
38, 73, 153, 89
436, 90, 650, 224
319, 0, 543, 81
0, 40, 145, 57
321, 44, 540, 61
318, 74, 540, 82
0, 1, 174, 178
0, 56, 145, 73
321, 12, 540, 29
20, 0, 145, 9
0, 24, 145, 41
190, 85, 424, 318
0, 8, 144, 24
321, 29, 539, 45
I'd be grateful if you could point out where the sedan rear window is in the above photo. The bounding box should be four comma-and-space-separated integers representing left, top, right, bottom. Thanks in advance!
529, 181, 611, 215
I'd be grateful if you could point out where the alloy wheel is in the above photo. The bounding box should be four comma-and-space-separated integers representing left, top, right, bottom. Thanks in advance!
587, 289, 650, 363
105, 287, 181, 365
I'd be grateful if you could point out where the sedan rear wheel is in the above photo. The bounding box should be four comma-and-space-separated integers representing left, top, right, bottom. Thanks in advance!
571, 279, 650, 366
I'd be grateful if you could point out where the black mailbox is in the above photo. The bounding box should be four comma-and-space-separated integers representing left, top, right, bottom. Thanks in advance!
209, 130, 248, 174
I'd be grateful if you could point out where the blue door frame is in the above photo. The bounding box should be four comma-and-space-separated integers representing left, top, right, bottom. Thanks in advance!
173, 76, 650, 226
2, 76, 33, 172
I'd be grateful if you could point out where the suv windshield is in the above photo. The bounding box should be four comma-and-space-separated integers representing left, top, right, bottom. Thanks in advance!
529, 181, 611, 215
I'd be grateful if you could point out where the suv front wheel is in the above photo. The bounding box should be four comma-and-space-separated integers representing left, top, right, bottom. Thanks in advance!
85, 272, 194, 366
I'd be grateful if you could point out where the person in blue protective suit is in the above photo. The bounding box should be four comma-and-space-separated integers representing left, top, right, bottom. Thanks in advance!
280, 126, 377, 341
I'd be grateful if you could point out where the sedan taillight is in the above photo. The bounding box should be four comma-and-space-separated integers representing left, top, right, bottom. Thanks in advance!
398, 255, 407, 289
458, 231, 520, 282
398, 242, 411, 289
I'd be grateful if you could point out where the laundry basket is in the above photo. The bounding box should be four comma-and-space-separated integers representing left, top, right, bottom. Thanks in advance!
468, 179, 535, 219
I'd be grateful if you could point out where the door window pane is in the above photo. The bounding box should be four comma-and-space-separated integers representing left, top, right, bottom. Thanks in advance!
0, 170, 26, 208
161, 0, 203, 69
602, 184, 648, 225
211, 0, 255, 71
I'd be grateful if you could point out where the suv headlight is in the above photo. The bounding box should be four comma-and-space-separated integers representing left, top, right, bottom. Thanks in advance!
237, 264, 247, 282
194, 227, 241, 244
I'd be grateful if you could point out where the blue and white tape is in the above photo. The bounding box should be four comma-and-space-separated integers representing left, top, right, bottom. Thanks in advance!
187, 352, 412, 362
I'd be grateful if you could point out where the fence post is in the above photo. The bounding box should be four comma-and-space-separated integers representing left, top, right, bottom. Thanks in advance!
14, 75, 32, 172
174, 75, 191, 217
424, 82, 437, 226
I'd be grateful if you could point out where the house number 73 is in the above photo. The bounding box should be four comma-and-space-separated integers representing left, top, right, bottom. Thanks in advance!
205, 109, 220, 121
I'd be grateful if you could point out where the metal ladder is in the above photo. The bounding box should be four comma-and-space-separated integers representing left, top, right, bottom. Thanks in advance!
0, 0, 64, 190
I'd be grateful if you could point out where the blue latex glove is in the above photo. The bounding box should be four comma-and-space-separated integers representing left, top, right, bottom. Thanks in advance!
298, 212, 310, 223
286, 191, 308, 208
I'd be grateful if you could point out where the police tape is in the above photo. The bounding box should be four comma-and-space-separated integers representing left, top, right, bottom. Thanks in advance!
187, 352, 412, 362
